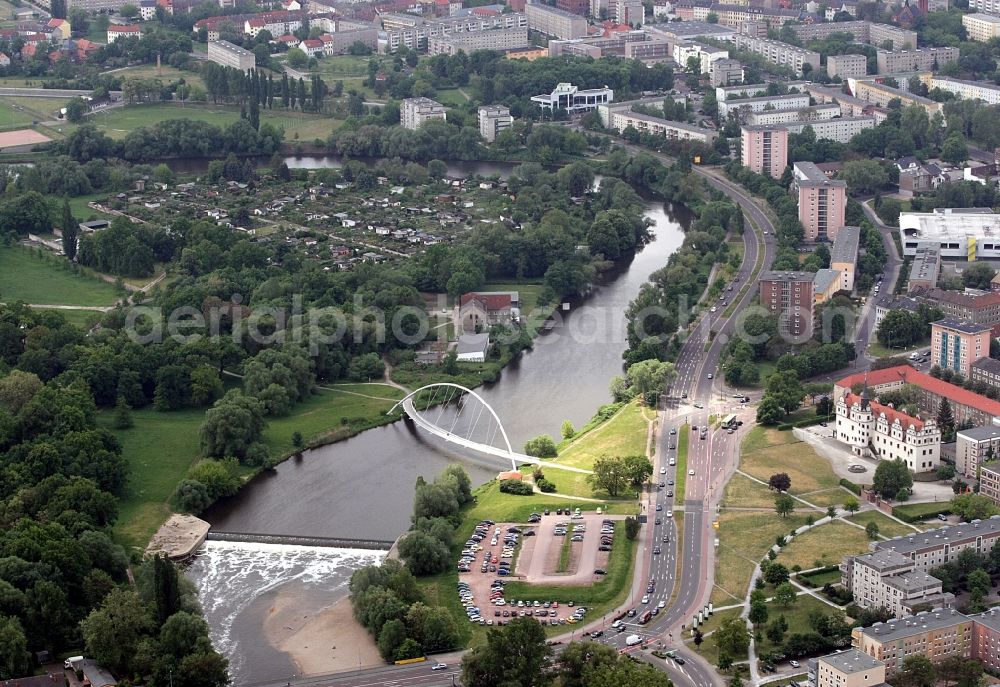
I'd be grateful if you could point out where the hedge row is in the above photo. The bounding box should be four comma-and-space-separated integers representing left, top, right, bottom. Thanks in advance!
777, 415, 830, 431
839, 479, 862, 495
892, 504, 951, 523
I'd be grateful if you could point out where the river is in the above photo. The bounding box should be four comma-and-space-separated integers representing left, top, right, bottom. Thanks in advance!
186, 158, 691, 684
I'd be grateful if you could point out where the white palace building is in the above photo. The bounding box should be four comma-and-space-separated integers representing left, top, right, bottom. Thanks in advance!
835, 388, 942, 473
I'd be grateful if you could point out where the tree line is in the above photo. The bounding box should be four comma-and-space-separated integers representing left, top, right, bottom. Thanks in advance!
202, 63, 328, 113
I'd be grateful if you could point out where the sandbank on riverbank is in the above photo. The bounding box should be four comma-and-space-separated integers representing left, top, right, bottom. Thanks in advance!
264, 591, 383, 676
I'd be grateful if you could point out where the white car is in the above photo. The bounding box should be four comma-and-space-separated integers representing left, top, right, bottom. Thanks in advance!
660, 467, 667, 474
641, 595, 650, 604
666, 510, 673, 517
688, 469, 695, 476
432, 663, 448, 671
710, 306, 717, 313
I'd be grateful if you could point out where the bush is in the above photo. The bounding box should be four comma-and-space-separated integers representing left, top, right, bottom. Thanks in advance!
524, 435, 557, 457
892, 504, 950, 523
172, 479, 213, 514
499, 479, 534, 496
625, 516, 640, 540
536, 478, 556, 493
839, 478, 862, 495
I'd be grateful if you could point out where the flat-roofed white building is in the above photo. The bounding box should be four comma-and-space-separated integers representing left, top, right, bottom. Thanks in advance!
525, 3, 587, 39
782, 116, 876, 143
401, 97, 447, 130
532, 82, 613, 114
899, 208, 1000, 260
747, 103, 841, 126
608, 110, 718, 143
719, 92, 811, 120
930, 76, 1000, 104
478, 105, 512, 143
963, 13, 1000, 42
207, 39, 256, 70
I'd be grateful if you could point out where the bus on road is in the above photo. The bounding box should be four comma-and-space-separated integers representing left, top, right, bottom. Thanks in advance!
721, 414, 737, 429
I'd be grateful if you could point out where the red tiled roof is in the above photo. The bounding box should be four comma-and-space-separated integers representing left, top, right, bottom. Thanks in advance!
843, 391, 925, 430
112, 24, 142, 32
301, 38, 322, 47
471, 6, 498, 14
277, 33, 298, 42
460, 292, 512, 311
837, 366, 1000, 418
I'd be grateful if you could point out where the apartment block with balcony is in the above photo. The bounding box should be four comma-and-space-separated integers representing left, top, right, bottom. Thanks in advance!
478, 105, 513, 143
971, 357, 1000, 395
843, 549, 952, 618
401, 97, 447, 130
852, 609, 972, 675
963, 13, 1000, 42
794, 160, 847, 242
931, 319, 992, 378
740, 125, 787, 179
808, 650, 888, 687
759, 270, 814, 342
875, 47, 960, 74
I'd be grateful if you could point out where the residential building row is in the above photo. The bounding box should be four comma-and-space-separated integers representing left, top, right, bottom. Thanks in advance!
733, 34, 821, 76
929, 76, 1000, 105
850, 79, 945, 117
963, 11, 1000, 41
875, 47, 960, 74
834, 366, 1000, 428
427, 26, 529, 55
206, 38, 255, 70
377, 11, 527, 52
524, 3, 587, 40
789, 20, 917, 50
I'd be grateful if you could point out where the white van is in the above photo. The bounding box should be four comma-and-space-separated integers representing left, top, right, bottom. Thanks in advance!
64, 656, 83, 670
626, 634, 643, 646
909, 352, 919, 360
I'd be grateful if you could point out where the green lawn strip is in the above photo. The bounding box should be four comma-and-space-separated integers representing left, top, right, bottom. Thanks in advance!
69, 192, 115, 221
106, 384, 405, 550
556, 532, 573, 573
774, 520, 871, 570
844, 510, 918, 539
0, 245, 122, 306
868, 337, 929, 359
893, 501, 952, 520
796, 568, 842, 587
49, 308, 104, 329
675, 424, 690, 502
556, 399, 649, 471
799, 488, 853, 509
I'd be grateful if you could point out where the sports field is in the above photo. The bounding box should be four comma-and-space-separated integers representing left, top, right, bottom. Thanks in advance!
89, 103, 340, 141
0, 245, 121, 306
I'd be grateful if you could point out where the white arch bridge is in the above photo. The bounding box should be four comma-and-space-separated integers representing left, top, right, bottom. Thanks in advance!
388, 383, 592, 475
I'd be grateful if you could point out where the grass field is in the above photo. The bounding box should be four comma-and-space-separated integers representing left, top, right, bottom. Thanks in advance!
89, 103, 341, 142
436, 88, 470, 106
721, 473, 777, 509
774, 520, 872, 570
106, 383, 405, 550
0, 96, 71, 122
111, 64, 207, 90
308, 55, 378, 78
68, 193, 114, 221
555, 400, 651, 472
755, 594, 843, 656
797, 567, 842, 586
845, 510, 920, 539
52, 308, 104, 329
713, 510, 810, 605
741, 438, 840, 495
868, 337, 929, 359
0, 99, 42, 128
689, 606, 743, 665
0, 246, 122, 306
800, 487, 853, 508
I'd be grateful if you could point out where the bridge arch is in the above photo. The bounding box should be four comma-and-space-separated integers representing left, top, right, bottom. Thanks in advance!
389, 383, 518, 471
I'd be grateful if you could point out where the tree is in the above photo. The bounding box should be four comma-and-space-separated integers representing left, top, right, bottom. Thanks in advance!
524, 435, 557, 457
558, 641, 618, 687
625, 359, 676, 398
461, 617, 551, 687
113, 396, 133, 430
377, 618, 407, 661
398, 531, 450, 576
153, 554, 181, 625
80, 588, 151, 675
768, 473, 791, 492
199, 390, 265, 462
951, 493, 1000, 521
561, 420, 575, 439
872, 458, 913, 500
897, 655, 936, 687
0, 370, 43, 415
839, 160, 888, 194
712, 617, 750, 658
941, 132, 969, 166
937, 464, 957, 481
119, 2, 139, 18
588, 455, 631, 497
763, 563, 790, 585
775, 493, 795, 517
938, 397, 956, 435
622, 455, 654, 489
765, 370, 804, 414
287, 48, 308, 68
748, 597, 768, 626
774, 582, 797, 606
60, 198, 79, 261
963, 261, 997, 290
0, 615, 28, 679
865, 521, 880, 540
876, 310, 924, 349
844, 496, 860, 513
765, 615, 788, 644
756, 396, 784, 425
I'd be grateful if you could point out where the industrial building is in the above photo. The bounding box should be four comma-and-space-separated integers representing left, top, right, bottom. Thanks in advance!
899, 208, 1000, 260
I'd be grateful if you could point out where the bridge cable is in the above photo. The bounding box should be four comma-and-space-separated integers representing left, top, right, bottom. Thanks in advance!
448, 389, 467, 434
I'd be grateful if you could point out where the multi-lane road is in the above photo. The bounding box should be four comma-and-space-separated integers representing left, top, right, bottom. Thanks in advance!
279, 159, 777, 687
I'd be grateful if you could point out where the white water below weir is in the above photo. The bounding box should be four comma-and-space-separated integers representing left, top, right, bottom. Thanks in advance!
389, 382, 592, 476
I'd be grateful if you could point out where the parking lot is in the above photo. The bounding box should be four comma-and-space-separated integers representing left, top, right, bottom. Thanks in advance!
455, 509, 622, 628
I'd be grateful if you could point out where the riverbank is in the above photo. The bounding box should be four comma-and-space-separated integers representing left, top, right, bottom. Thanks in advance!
265, 594, 383, 676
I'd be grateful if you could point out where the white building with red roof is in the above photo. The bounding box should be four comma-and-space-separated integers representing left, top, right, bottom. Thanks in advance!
835, 386, 941, 473
298, 37, 324, 55
108, 24, 143, 42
